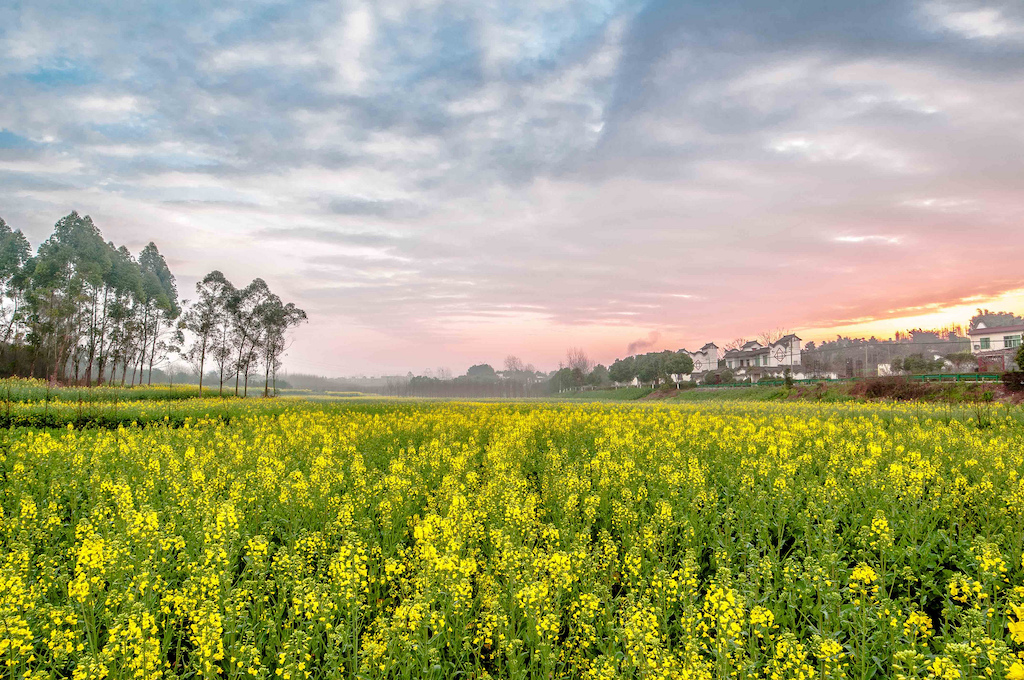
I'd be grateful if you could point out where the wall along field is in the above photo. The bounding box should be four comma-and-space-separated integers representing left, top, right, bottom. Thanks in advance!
2, 398, 1024, 679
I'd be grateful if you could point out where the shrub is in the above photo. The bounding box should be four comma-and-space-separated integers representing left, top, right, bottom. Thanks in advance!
852, 376, 931, 401
1002, 371, 1024, 392
703, 371, 722, 385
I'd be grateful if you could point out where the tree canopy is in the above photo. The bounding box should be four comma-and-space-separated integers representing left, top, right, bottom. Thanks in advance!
466, 363, 497, 380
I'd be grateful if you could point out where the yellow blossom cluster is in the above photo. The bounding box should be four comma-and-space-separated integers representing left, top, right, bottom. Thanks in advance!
0, 397, 1023, 679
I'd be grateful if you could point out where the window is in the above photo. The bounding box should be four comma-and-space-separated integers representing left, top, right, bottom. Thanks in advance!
1005, 335, 1022, 349
980, 337, 990, 350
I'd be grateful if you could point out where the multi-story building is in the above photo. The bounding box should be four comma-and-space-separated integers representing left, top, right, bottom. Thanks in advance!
680, 342, 720, 372
968, 321, 1022, 370
722, 335, 802, 370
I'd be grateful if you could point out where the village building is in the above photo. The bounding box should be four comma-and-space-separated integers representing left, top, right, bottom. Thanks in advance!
681, 342, 720, 372
968, 321, 1023, 370
722, 335, 802, 370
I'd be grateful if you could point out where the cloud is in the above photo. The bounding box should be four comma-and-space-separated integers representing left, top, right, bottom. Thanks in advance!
922, 1, 1024, 41
833, 235, 903, 245
1, 0, 1023, 374
326, 196, 423, 218
260, 227, 402, 248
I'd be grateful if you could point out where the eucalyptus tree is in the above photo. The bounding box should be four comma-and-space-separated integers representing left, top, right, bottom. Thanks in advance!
80, 240, 127, 385
0, 210, 309, 392
24, 212, 111, 381
0, 218, 32, 346
137, 243, 179, 385
182, 270, 233, 392
257, 296, 307, 396
207, 274, 238, 395
66, 218, 111, 383
230, 278, 272, 396
102, 246, 144, 385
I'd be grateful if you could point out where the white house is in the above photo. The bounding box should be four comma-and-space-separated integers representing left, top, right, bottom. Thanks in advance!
722, 335, 802, 370
968, 321, 1022, 370
680, 342, 720, 372
969, 321, 1023, 353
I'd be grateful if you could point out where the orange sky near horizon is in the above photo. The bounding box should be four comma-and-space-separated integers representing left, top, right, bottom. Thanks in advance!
280, 286, 1024, 377
798, 288, 1024, 345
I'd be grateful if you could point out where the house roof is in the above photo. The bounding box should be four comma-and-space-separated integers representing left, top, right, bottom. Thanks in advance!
724, 347, 770, 358
775, 334, 801, 344
700, 342, 719, 350
969, 324, 1024, 335
741, 341, 763, 349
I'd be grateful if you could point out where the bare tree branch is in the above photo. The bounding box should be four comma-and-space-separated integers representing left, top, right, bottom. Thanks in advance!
565, 347, 593, 374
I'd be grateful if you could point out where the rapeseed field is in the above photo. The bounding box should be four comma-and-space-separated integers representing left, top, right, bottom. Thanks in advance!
2, 399, 1024, 679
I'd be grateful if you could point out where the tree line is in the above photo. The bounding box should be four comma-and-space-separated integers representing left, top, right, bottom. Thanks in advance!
0, 212, 306, 395
376, 350, 616, 397
608, 351, 694, 388
384, 346, 699, 397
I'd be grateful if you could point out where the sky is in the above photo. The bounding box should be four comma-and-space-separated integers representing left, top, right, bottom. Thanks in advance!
2, 0, 1023, 376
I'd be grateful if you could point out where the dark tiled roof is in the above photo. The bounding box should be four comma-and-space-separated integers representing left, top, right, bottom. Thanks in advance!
724, 348, 770, 358
969, 324, 1024, 335
700, 342, 719, 350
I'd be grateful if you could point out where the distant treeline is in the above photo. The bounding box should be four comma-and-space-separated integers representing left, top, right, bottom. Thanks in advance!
283, 373, 392, 393
284, 352, 619, 398
383, 374, 548, 399
0, 212, 306, 395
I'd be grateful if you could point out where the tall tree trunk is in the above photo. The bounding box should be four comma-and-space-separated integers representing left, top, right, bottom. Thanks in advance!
135, 305, 150, 387
234, 340, 244, 396
130, 342, 138, 386
147, 316, 160, 385
198, 340, 206, 393
84, 288, 97, 386
94, 288, 111, 386
71, 307, 84, 384
264, 358, 271, 397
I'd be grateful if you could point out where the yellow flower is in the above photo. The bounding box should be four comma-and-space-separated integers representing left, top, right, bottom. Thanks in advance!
1010, 607, 1024, 644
